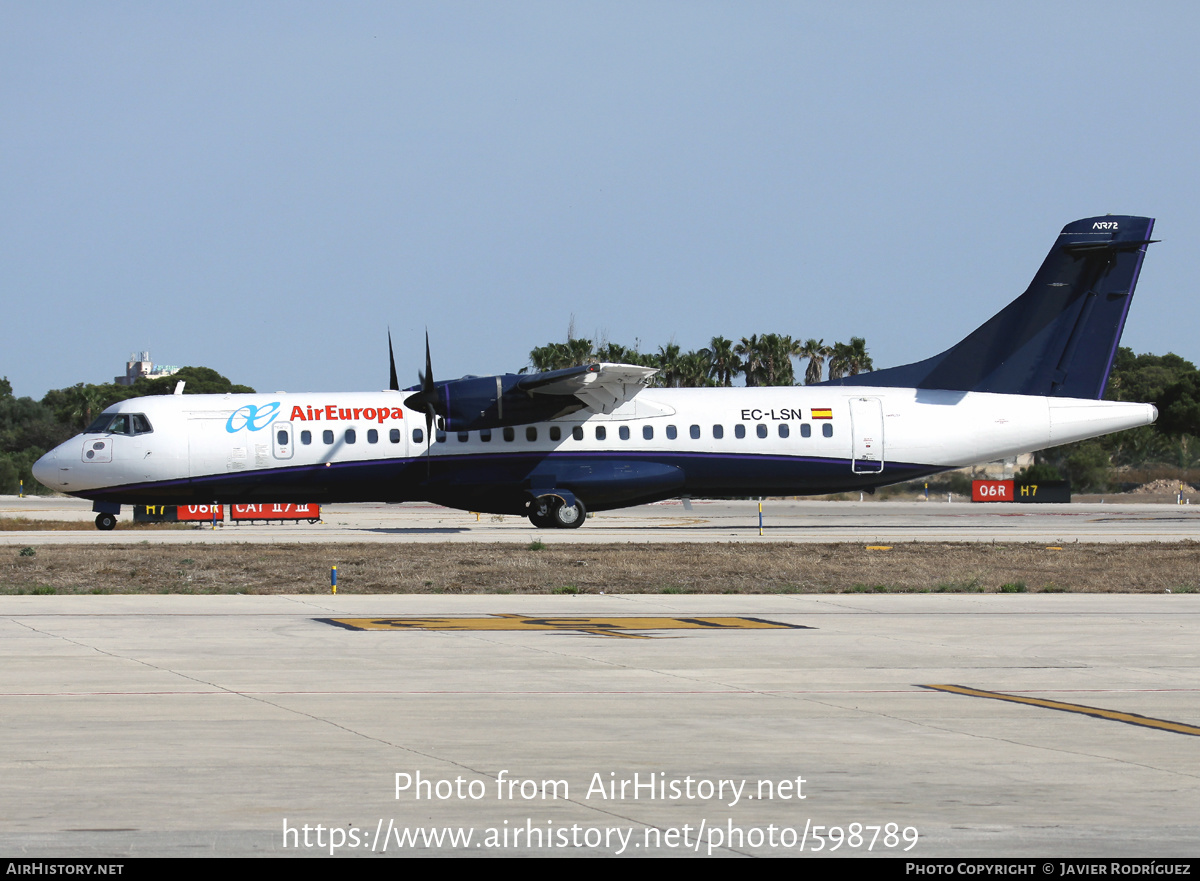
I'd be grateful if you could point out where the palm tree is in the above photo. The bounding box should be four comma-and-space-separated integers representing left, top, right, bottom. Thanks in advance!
654, 343, 683, 388
843, 337, 873, 376
66, 383, 107, 429
703, 336, 741, 387
758, 333, 796, 386
797, 338, 832, 385
828, 337, 873, 380
595, 342, 637, 364
563, 337, 596, 367
735, 335, 764, 387
678, 350, 715, 388
526, 336, 596, 372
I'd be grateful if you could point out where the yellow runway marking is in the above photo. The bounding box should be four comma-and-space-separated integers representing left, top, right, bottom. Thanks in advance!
323, 615, 808, 639
922, 684, 1200, 737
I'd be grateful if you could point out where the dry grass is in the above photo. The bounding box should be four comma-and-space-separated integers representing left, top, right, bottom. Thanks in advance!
2, 541, 1198, 595
0, 518, 186, 532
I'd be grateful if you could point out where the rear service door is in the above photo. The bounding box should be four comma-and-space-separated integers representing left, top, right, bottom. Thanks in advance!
849, 397, 885, 474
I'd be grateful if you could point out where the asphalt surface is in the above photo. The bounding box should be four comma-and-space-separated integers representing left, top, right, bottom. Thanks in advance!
3, 496, 1200, 544
1, 593, 1197, 857
3, 495, 1197, 858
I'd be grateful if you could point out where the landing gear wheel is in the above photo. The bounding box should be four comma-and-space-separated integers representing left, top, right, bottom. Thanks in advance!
528, 498, 555, 529
95, 513, 117, 531
551, 498, 586, 529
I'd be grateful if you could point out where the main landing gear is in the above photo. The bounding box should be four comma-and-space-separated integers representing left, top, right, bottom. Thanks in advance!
528, 496, 587, 529
95, 513, 117, 531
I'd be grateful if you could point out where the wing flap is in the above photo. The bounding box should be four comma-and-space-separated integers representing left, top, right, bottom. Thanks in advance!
521, 363, 658, 414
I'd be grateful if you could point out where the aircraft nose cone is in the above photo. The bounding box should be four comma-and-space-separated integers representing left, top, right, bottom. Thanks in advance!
32, 448, 58, 489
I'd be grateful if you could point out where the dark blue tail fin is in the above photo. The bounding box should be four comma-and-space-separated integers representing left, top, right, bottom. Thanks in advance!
829, 216, 1156, 399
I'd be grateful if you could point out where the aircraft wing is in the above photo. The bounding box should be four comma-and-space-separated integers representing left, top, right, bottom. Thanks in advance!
517, 362, 658, 414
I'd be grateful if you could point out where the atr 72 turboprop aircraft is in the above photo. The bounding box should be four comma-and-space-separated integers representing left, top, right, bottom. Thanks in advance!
35, 215, 1160, 530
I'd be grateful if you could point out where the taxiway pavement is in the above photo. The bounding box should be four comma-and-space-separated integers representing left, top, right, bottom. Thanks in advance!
1, 594, 1197, 857
2, 496, 1200, 544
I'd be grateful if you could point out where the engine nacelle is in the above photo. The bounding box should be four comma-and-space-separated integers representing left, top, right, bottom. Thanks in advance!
418, 374, 584, 432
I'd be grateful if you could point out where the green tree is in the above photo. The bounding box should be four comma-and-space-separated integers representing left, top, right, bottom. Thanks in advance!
702, 336, 741, 387
798, 338, 832, 385
735, 335, 765, 387
757, 334, 796, 386
829, 337, 873, 380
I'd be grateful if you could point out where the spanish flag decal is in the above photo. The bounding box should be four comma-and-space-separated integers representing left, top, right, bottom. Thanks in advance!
811, 408, 833, 420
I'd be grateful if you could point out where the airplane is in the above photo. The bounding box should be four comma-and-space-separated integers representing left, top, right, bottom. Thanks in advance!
33, 215, 1160, 531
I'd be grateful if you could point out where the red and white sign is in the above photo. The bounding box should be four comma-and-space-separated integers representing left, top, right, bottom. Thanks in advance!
972, 480, 1014, 502
176, 504, 225, 522
231, 503, 320, 521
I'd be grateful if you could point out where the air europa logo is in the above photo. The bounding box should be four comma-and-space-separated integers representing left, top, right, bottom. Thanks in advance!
289, 403, 404, 424
226, 402, 281, 433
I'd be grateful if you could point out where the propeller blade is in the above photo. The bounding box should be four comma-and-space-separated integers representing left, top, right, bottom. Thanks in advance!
403, 329, 439, 416
388, 329, 399, 392
423, 330, 434, 394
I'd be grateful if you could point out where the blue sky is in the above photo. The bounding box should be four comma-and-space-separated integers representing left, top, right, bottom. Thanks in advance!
4, 2, 1197, 399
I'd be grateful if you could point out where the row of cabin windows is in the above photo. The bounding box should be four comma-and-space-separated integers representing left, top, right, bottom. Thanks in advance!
410, 422, 836, 444
298, 428, 404, 446
293, 423, 836, 447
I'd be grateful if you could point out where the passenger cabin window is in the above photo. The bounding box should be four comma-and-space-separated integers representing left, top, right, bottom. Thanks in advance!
689, 425, 700, 439
503, 427, 515, 442
526, 426, 537, 442
480, 429, 492, 442
301, 430, 312, 445
823, 423, 833, 438
457, 431, 469, 442
277, 429, 289, 446
756, 424, 767, 439
368, 429, 379, 444
345, 428, 357, 444
734, 424, 746, 439
619, 426, 630, 440
713, 425, 724, 439
549, 426, 561, 441
800, 424, 811, 438
778, 424, 789, 438
595, 426, 606, 441
412, 428, 424, 444
390, 428, 401, 443
323, 430, 334, 445
436, 431, 447, 443
643, 426, 653, 440
572, 426, 584, 440
666, 425, 677, 440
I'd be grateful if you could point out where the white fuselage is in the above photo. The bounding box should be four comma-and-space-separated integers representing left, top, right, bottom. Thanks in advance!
34, 386, 1156, 514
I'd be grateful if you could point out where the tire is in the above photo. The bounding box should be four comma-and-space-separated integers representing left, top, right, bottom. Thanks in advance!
551, 498, 586, 529
95, 513, 117, 531
528, 498, 555, 529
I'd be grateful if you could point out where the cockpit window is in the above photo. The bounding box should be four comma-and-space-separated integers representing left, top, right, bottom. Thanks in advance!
83, 413, 153, 435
